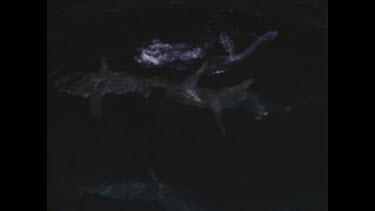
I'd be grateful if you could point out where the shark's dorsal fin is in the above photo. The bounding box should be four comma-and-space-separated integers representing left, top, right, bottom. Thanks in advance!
177, 61, 209, 103
99, 57, 112, 75
147, 168, 160, 183
147, 168, 165, 199
181, 61, 209, 87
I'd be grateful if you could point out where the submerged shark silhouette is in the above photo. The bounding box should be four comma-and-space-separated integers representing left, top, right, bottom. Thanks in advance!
79, 168, 326, 211
80, 168, 208, 211
54, 58, 292, 135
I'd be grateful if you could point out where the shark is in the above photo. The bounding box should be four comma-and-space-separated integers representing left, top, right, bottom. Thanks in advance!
78, 168, 326, 211
79, 168, 208, 211
54, 56, 295, 135
54, 57, 170, 119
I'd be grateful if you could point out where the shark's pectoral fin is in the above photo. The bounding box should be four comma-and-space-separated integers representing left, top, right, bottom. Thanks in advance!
241, 78, 254, 89
227, 78, 254, 98
89, 95, 103, 119
185, 89, 202, 103
99, 57, 112, 75
213, 110, 226, 135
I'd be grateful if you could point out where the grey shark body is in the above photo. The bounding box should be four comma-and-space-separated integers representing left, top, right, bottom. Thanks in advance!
80, 169, 208, 211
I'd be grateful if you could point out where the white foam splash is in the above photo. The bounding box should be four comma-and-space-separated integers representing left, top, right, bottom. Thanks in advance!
134, 39, 205, 66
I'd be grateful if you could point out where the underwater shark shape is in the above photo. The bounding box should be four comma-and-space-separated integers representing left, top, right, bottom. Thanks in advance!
79, 168, 326, 211
80, 168, 208, 211
54, 57, 169, 119
54, 53, 296, 135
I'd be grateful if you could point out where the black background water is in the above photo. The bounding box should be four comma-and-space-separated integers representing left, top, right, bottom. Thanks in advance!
47, 0, 328, 210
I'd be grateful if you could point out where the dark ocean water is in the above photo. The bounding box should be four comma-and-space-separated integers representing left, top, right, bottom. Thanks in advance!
47, 1, 328, 210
